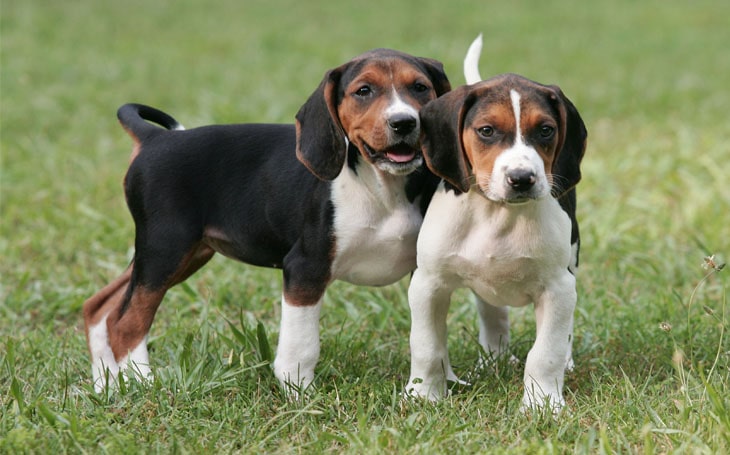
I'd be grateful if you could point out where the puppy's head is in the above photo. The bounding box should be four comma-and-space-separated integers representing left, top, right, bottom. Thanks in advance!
420, 74, 586, 203
296, 49, 451, 180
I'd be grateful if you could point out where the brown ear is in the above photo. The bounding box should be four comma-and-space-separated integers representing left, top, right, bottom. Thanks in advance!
295, 66, 348, 181
419, 85, 477, 193
549, 86, 587, 196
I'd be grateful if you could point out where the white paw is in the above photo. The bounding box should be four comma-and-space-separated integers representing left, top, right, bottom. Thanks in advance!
520, 390, 566, 416
88, 315, 120, 392
118, 355, 154, 385
272, 360, 315, 399
405, 377, 447, 401
92, 358, 155, 393
565, 357, 575, 372
92, 363, 119, 393
475, 352, 521, 374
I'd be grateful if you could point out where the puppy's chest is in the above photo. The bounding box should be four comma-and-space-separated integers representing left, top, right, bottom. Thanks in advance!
460, 248, 545, 307
329, 174, 423, 285
440, 196, 571, 306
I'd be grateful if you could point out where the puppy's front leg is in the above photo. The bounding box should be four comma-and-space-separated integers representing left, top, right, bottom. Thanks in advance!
522, 272, 576, 412
273, 296, 322, 396
406, 268, 455, 400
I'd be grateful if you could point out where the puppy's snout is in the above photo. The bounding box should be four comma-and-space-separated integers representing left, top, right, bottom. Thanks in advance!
388, 113, 418, 136
506, 169, 536, 192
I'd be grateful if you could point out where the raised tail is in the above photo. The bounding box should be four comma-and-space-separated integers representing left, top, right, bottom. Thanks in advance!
117, 103, 185, 142
463, 34, 483, 85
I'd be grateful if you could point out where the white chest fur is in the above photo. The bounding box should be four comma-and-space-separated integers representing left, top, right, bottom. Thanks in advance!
417, 184, 572, 306
329, 165, 424, 286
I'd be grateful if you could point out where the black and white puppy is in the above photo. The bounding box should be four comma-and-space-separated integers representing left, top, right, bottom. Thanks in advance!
406, 36, 586, 412
83, 49, 451, 394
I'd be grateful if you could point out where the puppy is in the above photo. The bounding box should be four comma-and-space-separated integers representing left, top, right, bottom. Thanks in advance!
406, 36, 586, 412
83, 49, 451, 394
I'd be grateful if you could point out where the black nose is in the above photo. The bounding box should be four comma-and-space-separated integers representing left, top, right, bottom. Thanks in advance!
506, 170, 536, 192
388, 114, 417, 135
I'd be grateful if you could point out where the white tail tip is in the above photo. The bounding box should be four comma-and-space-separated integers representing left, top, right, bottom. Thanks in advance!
463, 33, 483, 85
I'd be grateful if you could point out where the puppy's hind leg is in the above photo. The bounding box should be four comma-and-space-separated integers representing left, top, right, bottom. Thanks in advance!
83, 266, 132, 392
108, 241, 214, 386
84, 262, 166, 392
85, 230, 214, 393
473, 293, 511, 365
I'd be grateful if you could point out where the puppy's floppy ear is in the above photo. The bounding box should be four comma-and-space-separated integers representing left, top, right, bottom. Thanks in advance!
296, 66, 347, 181
415, 57, 452, 96
549, 86, 587, 196
419, 85, 476, 193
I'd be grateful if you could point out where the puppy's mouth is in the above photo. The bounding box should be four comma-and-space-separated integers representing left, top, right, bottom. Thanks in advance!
480, 182, 542, 205
486, 190, 544, 205
364, 142, 421, 163
503, 196, 534, 205
384, 143, 419, 163
359, 141, 424, 175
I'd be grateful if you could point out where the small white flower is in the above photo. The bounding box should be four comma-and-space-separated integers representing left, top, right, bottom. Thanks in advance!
702, 254, 726, 272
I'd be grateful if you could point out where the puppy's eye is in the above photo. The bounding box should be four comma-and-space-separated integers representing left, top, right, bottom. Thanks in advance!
354, 86, 372, 97
540, 125, 555, 138
477, 126, 495, 138
413, 82, 429, 93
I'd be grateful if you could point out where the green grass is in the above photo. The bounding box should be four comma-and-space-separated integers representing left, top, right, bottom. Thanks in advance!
1, 0, 729, 452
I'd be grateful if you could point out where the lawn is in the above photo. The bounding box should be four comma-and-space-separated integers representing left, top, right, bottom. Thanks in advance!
1, 0, 729, 453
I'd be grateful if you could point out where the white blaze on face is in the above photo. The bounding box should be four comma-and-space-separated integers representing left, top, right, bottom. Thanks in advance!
510, 89, 523, 145
487, 89, 549, 201
385, 88, 419, 124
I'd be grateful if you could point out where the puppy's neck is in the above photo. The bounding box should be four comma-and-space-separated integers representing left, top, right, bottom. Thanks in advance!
340, 144, 415, 209
471, 189, 552, 226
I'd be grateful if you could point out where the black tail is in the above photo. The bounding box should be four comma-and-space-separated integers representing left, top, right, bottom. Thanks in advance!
117, 103, 183, 141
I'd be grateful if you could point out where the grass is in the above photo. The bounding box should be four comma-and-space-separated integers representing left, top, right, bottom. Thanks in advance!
1, 0, 729, 452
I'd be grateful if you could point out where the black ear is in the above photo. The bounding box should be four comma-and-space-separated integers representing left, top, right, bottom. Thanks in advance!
550, 86, 587, 196
419, 85, 477, 193
415, 57, 452, 96
295, 66, 347, 181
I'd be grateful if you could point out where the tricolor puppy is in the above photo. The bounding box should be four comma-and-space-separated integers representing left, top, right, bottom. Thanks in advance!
83, 49, 450, 394
406, 36, 586, 412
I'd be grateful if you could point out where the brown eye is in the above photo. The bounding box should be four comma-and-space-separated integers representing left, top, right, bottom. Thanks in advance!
354, 86, 372, 97
477, 126, 495, 138
413, 82, 429, 93
540, 125, 555, 138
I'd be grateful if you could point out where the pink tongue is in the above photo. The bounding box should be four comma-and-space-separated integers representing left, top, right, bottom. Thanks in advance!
386, 150, 416, 163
